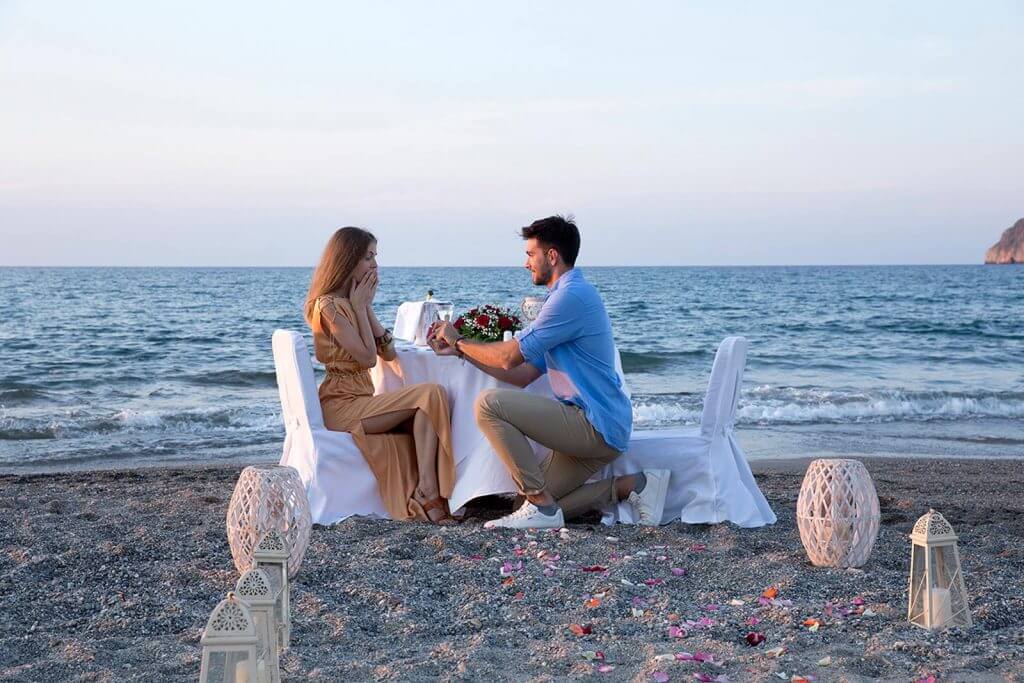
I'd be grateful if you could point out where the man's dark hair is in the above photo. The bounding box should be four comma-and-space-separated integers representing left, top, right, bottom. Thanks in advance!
520, 215, 581, 267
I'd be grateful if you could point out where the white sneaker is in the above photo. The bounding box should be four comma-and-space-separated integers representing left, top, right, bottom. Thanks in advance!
626, 469, 670, 526
484, 502, 565, 530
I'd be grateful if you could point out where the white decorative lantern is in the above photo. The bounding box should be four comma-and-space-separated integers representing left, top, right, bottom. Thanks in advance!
199, 592, 260, 683
235, 568, 281, 683
254, 530, 292, 649
796, 458, 880, 568
908, 509, 972, 630
226, 464, 312, 578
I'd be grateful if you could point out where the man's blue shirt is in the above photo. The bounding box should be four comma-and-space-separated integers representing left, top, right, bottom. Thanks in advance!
517, 268, 632, 451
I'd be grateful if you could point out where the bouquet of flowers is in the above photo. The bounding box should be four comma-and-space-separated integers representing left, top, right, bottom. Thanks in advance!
454, 304, 523, 343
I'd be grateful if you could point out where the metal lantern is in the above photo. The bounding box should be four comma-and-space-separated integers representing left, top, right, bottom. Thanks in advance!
254, 530, 292, 649
199, 592, 260, 683
235, 568, 282, 683
908, 509, 972, 630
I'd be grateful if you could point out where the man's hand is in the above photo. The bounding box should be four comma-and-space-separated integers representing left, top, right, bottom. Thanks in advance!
430, 321, 461, 348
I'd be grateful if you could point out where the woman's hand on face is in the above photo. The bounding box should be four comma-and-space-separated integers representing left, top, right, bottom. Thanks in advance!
366, 270, 379, 305
349, 271, 373, 308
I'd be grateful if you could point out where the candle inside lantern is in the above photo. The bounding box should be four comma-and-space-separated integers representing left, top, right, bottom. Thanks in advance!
235, 658, 251, 683
930, 587, 953, 626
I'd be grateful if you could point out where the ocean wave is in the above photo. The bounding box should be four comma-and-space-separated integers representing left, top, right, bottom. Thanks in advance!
0, 386, 50, 405
179, 370, 279, 388
619, 349, 710, 373
633, 388, 1024, 427
0, 407, 281, 441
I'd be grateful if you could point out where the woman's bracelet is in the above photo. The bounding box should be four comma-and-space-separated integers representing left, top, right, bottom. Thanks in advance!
375, 329, 394, 349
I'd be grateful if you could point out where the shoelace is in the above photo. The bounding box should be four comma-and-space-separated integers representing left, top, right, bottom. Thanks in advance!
508, 503, 537, 520
629, 492, 653, 523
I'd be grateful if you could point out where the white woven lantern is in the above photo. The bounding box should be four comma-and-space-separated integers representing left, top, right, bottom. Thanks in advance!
226, 464, 311, 578
235, 568, 281, 683
908, 509, 972, 630
199, 592, 260, 683
796, 458, 880, 568
254, 530, 292, 650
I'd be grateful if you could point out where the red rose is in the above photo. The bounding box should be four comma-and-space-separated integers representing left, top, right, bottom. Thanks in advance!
454, 317, 465, 330
498, 315, 514, 331
476, 314, 491, 327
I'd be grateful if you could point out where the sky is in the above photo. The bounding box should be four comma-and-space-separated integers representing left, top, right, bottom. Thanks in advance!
1, 1, 1022, 266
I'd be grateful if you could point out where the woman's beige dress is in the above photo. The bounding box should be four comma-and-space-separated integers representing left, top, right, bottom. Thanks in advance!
311, 295, 455, 521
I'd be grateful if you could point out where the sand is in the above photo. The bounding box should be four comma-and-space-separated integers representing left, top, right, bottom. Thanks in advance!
1, 457, 1023, 682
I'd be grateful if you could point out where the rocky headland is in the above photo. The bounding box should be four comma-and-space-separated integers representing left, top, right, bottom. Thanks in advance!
985, 217, 1024, 264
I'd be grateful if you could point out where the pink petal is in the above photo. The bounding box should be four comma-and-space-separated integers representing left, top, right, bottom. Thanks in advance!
671, 567, 687, 577
652, 673, 670, 683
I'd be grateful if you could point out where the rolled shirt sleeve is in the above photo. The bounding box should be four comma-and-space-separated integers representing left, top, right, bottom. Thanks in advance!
516, 289, 584, 370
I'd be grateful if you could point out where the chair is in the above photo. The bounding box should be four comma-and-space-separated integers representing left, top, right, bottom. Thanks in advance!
273, 330, 389, 524
599, 337, 777, 528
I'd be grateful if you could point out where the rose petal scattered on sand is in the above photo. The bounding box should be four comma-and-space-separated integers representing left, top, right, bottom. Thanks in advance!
704, 603, 719, 611
668, 625, 687, 638
569, 623, 593, 636
690, 543, 707, 552
632, 608, 645, 617
746, 616, 761, 626
645, 578, 665, 586
851, 596, 865, 606
817, 656, 831, 666
802, 618, 822, 632
745, 632, 765, 646
762, 586, 779, 599
728, 599, 745, 606
671, 567, 687, 577
654, 654, 675, 662
605, 536, 619, 543
581, 650, 604, 661
585, 598, 601, 608
597, 664, 614, 673
581, 565, 608, 573
652, 672, 669, 683
765, 646, 787, 658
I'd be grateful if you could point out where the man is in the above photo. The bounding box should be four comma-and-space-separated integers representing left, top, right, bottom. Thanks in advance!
430, 215, 669, 529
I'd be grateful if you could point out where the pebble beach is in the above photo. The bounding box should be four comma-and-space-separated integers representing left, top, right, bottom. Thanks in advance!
2, 457, 1023, 682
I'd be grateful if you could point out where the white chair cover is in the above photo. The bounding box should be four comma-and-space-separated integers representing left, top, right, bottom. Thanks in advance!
598, 337, 777, 528
273, 330, 388, 524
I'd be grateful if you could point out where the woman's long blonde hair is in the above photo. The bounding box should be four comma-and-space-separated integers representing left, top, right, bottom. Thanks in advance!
304, 227, 377, 325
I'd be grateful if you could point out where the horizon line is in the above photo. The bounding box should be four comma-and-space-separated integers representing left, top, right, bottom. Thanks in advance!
0, 262, 997, 269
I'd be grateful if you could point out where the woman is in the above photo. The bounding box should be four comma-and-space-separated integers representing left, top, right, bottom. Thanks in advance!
304, 227, 455, 524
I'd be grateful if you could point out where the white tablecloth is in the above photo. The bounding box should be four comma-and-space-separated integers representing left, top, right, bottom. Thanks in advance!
393, 301, 453, 345
369, 344, 551, 511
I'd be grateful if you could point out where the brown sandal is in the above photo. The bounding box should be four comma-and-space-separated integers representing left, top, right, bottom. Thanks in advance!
416, 492, 456, 525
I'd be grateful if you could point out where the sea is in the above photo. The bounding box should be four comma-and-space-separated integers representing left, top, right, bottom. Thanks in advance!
1, 265, 1022, 472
